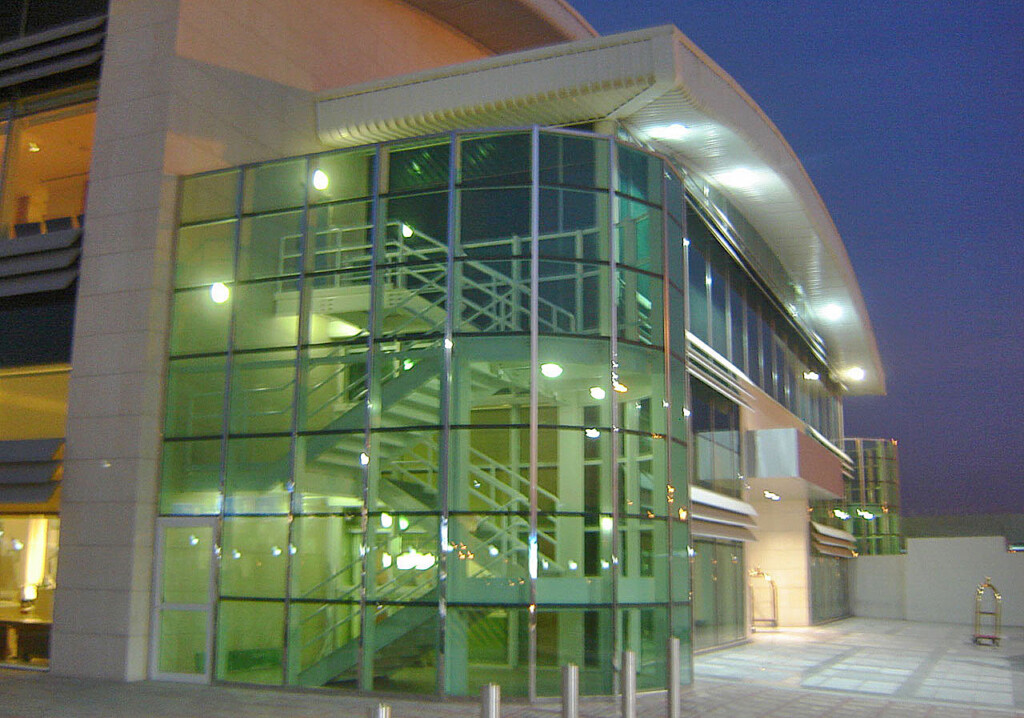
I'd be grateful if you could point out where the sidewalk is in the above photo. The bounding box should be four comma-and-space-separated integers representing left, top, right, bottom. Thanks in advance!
1, 619, 1021, 717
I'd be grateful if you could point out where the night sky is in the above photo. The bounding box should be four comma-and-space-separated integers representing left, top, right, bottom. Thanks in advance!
572, 1, 1024, 516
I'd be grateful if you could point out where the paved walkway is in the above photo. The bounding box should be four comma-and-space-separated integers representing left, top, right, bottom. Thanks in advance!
0, 619, 1021, 717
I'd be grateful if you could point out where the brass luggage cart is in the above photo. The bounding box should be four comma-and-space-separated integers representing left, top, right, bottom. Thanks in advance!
973, 577, 1002, 646
749, 568, 778, 630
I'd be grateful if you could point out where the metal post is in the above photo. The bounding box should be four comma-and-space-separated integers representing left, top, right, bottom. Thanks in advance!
667, 637, 680, 718
368, 704, 391, 718
481, 682, 501, 718
621, 650, 636, 718
562, 663, 579, 718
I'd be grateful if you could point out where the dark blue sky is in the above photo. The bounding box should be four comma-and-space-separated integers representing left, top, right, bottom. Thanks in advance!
572, 1, 1024, 516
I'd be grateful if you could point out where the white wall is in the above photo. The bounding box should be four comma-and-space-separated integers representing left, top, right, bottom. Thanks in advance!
853, 536, 1024, 627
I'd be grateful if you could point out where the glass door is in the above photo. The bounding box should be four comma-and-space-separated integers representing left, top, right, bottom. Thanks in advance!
149, 517, 217, 682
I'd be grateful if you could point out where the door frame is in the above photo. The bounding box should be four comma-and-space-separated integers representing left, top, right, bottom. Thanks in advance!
149, 516, 218, 683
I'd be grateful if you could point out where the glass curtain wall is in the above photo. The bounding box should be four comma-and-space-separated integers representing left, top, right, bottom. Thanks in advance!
690, 538, 744, 650
685, 203, 842, 444
160, 128, 691, 696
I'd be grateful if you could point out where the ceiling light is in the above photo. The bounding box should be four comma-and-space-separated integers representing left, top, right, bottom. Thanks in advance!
312, 169, 329, 190
540, 362, 563, 378
401, 223, 414, 238
649, 123, 689, 140
612, 381, 628, 393
802, 371, 820, 381
360, 452, 370, 466
210, 282, 230, 304
820, 303, 843, 322
762, 490, 781, 501
327, 318, 361, 338
585, 428, 601, 439
844, 367, 866, 382
27, 142, 40, 153
717, 167, 759, 188
589, 386, 606, 400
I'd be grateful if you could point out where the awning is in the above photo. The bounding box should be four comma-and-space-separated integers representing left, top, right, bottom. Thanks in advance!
810, 520, 857, 559
690, 485, 757, 541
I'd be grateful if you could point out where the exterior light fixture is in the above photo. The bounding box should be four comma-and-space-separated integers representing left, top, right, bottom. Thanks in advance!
312, 169, 329, 190
803, 371, 820, 381
589, 386, 606, 400
844, 366, 866, 382
210, 282, 230, 304
401, 223, 414, 238
762, 490, 781, 501
717, 167, 758, 188
833, 509, 851, 520
820, 303, 843, 322
540, 362, 563, 378
649, 123, 689, 140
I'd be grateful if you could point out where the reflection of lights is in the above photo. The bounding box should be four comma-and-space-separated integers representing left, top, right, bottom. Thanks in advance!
687, 546, 696, 557
289, 544, 297, 555
600, 560, 610, 570
231, 549, 241, 559
488, 545, 499, 557
845, 366, 866, 382
444, 338, 454, 350
380, 513, 393, 529
856, 509, 875, 520
189, 535, 199, 546
589, 386, 606, 400
678, 508, 687, 521
682, 407, 691, 418
312, 169, 329, 190
395, 549, 436, 570
360, 452, 369, 466
27, 141, 40, 153
271, 545, 283, 557
327, 319, 361, 338
398, 517, 409, 531
802, 371, 820, 381
613, 381, 628, 393
402, 359, 415, 370
600, 516, 613, 532
540, 362, 563, 378
585, 428, 601, 439
763, 490, 781, 501
381, 552, 392, 568
401, 223, 414, 238
833, 509, 851, 520
210, 282, 230, 304
12, 539, 24, 551
567, 560, 578, 571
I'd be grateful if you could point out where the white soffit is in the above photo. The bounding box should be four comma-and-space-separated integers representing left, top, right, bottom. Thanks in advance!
317, 25, 885, 395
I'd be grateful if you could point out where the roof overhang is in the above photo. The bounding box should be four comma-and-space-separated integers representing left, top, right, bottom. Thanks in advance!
402, 0, 596, 53
316, 25, 885, 394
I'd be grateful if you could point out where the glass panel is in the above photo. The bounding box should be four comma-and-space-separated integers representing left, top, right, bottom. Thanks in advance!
220, 517, 289, 598
228, 349, 296, 434
168, 286, 232, 356
616, 198, 661, 274
539, 132, 605, 188
459, 188, 530, 258
617, 269, 662, 346
373, 345, 442, 429
459, 132, 530, 187
372, 429, 440, 513
306, 201, 373, 273
691, 539, 715, 650
231, 280, 300, 351
308, 148, 374, 204
156, 609, 207, 674
448, 514, 529, 605
294, 432, 365, 512
290, 515, 362, 600
687, 244, 708, 341
366, 513, 438, 603
538, 188, 607, 261
237, 210, 304, 281
298, 344, 368, 431
180, 170, 239, 225
158, 440, 221, 515
368, 606, 437, 693
164, 356, 227, 438
536, 607, 615, 695
617, 145, 661, 203
243, 158, 306, 214
224, 437, 291, 515
174, 220, 236, 288
456, 258, 530, 334
386, 139, 450, 193
447, 606, 529, 697
216, 600, 284, 684
288, 601, 360, 686
160, 526, 212, 605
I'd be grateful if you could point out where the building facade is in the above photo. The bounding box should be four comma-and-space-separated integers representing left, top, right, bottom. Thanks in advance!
0, 0, 885, 698
842, 438, 904, 556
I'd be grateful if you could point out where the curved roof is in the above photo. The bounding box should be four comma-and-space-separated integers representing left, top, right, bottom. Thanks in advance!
403, 0, 596, 53
316, 26, 885, 395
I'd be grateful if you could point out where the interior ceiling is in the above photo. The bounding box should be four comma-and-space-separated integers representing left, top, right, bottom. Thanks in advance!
316, 26, 885, 395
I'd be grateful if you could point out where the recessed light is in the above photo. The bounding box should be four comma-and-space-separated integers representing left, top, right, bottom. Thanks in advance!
210, 282, 229, 303
844, 367, 866, 382
540, 363, 563, 378
820, 303, 843, 322
649, 123, 689, 140
311, 169, 329, 190
589, 386, 606, 400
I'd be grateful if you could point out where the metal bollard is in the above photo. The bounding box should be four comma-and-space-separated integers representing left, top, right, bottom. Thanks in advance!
481, 682, 501, 718
562, 663, 579, 718
368, 704, 391, 718
621, 650, 636, 718
667, 637, 680, 718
